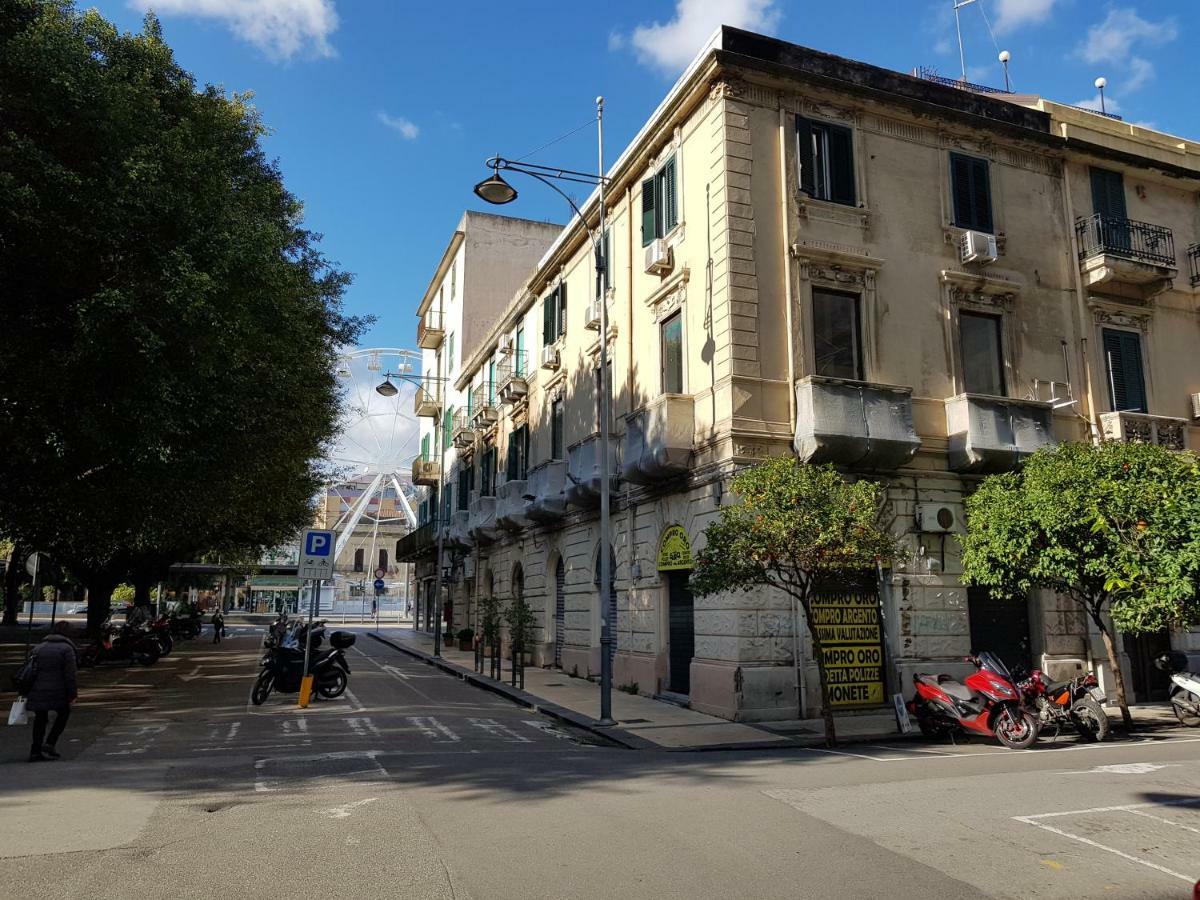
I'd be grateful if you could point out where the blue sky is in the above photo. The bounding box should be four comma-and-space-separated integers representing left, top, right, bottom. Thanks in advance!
88, 0, 1195, 349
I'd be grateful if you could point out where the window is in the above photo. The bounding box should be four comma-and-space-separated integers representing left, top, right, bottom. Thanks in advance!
378, 549, 388, 572
950, 153, 994, 233
959, 311, 1005, 396
443, 481, 453, 522
543, 283, 567, 345
487, 360, 496, 405
812, 289, 862, 380
797, 117, 855, 206
641, 155, 678, 247
551, 397, 564, 460
467, 385, 474, 418
456, 465, 473, 510
479, 447, 496, 497
1090, 167, 1127, 220
661, 311, 684, 393
354, 548, 364, 572
506, 426, 529, 481
515, 327, 525, 375
446, 333, 456, 370
596, 229, 611, 298
1102, 329, 1147, 413
428, 485, 438, 523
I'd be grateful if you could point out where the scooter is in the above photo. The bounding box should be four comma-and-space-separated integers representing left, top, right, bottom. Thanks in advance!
79, 621, 161, 667
251, 630, 355, 705
908, 652, 1039, 749
1156, 652, 1200, 728
1018, 667, 1109, 742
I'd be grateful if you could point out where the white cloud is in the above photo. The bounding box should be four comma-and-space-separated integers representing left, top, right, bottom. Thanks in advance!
130, 0, 337, 60
1124, 56, 1155, 92
1073, 94, 1122, 115
993, 0, 1059, 34
376, 112, 419, 140
620, 0, 781, 74
1079, 8, 1176, 65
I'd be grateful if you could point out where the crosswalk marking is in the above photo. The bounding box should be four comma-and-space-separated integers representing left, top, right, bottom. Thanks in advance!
345, 717, 383, 738
407, 716, 460, 742
522, 720, 579, 742
468, 718, 532, 743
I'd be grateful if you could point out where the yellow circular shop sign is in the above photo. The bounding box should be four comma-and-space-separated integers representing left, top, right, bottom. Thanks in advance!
656, 525, 693, 571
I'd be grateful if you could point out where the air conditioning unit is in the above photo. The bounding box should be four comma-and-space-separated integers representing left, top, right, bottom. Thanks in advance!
644, 238, 673, 275
498, 334, 513, 353
959, 230, 998, 265
540, 345, 560, 370
585, 299, 602, 331
916, 503, 960, 534
1190, 392, 1200, 420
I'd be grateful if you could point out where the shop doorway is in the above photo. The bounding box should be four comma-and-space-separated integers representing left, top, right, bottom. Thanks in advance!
1124, 629, 1172, 702
968, 586, 1032, 674
554, 558, 566, 668
666, 571, 694, 695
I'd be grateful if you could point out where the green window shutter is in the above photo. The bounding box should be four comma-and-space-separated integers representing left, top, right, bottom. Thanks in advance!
1090, 167, 1127, 220
1102, 329, 1147, 413
971, 157, 993, 233
543, 296, 554, 345
662, 156, 678, 232
796, 117, 815, 196
950, 153, 973, 228
558, 283, 567, 337
829, 124, 856, 206
950, 153, 993, 232
421, 433, 430, 461
443, 407, 453, 450
521, 426, 529, 479
516, 327, 525, 374
487, 361, 495, 404
506, 431, 516, 481
641, 177, 656, 246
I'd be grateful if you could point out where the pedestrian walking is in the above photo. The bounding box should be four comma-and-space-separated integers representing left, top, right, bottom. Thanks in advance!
27, 621, 78, 762
211, 609, 225, 644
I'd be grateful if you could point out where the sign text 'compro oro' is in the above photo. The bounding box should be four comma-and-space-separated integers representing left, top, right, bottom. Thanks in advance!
812, 582, 885, 708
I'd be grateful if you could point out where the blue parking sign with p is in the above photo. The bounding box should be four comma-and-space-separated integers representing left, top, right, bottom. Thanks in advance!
305, 531, 332, 556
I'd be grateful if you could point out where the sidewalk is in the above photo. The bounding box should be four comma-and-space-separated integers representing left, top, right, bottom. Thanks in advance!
367, 626, 904, 751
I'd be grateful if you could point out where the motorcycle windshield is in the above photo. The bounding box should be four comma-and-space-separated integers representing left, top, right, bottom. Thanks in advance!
978, 652, 1014, 684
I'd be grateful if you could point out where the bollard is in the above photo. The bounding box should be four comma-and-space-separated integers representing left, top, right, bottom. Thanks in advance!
298, 674, 314, 709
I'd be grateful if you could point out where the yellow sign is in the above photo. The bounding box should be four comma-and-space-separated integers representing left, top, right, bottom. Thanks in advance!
656, 525, 693, 571
811, 588, 885, 708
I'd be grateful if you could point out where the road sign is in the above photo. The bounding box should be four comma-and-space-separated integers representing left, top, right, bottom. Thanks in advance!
25, 551, 50, 579
298, 529, 335, 581
373, 578, 385, 593
374, 567, 386, 579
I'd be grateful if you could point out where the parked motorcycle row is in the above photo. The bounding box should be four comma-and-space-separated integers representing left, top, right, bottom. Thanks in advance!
251, 612, 355, 705
78, 613, 203, 668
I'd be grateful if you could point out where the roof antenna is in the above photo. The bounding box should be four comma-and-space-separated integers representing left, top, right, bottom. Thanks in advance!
999, 50, 1011, 91
1095, 76, 1108, 114
953, 0, 979, 82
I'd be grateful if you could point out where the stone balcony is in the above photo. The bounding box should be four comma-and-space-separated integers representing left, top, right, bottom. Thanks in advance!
444, 510, 472, 549
496, 479, 530, 532
523, 461, 568, 523
793, 376, 921, 469
622, 395, 695, 484
945, 394, 1055, 473
566, 434, 620, 507
468, 493, 500, 544
1100, 411, 1189, 450
411, 456, 439, 486
1075, 214, 1177, 300
417, 307, 444, 350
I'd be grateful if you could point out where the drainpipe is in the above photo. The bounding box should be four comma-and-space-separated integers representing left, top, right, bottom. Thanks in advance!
1061, 157, 1101, 441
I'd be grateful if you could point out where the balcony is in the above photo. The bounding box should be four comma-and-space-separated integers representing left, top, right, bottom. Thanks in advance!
497, 352, 529, 404
468, 492, 500, 544
1188, 243, 1199, 287
523, 460, 568, 523
793, 376, 921, 470
622, 395, 695, 484
395, 521, 436, 562
496, 479, 529, 532
566, 434, 620, 507
1076, 215, 1177, 299
945, 394, 1055, 473
470, 383, 498, 429
414, 375, 440, 418
451, 411, 474, 451
411, 455, 439, 486
444, 510, 473, 549
417, 308, 444, 350
1100, 411, 1189, 451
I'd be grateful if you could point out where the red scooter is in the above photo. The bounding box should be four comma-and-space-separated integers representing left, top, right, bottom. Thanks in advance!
908, 652, 1039, 749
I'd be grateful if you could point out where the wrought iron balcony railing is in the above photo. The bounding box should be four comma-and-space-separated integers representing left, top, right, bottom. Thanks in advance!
1075, 214, 1176, 269
1188, 243, 1200, 287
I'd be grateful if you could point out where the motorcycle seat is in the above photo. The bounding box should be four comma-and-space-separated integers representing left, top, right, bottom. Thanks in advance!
937, 678, 975, 701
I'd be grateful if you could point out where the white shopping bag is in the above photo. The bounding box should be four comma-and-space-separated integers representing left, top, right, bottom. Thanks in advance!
7, 698, 28, 726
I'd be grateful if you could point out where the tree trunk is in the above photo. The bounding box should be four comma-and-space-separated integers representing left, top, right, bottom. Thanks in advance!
801, 595, 838, 746
133, 576, 153, 607
1096, 616, 1134, 731
2, 541, 24, 626
85, 575, 116, 634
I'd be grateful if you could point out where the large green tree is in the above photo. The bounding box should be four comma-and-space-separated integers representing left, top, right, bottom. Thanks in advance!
960, 441, 1200, 730
0, 1, 365, 629
691, 458, 902, 745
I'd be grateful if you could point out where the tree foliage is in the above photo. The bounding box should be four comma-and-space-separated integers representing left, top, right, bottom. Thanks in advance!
960, 440, 1200, 728
0, 1, 366, 625
691, 458, 902, 744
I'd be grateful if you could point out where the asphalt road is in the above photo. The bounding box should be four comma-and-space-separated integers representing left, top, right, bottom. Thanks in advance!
1, 627, 1197, 900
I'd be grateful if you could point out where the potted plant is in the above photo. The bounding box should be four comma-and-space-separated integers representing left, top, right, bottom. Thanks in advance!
456, 627, 474, 651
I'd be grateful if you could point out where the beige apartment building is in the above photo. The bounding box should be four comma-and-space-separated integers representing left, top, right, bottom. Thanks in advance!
413, 27, 1200, 722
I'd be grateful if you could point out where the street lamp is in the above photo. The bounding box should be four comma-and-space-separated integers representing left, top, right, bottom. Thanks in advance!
472, 97, 616, 727
376, 369, 447, 657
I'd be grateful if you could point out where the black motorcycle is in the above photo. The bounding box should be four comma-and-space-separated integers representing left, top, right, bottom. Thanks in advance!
251, 629, 354, 705
80, 621, 161, 667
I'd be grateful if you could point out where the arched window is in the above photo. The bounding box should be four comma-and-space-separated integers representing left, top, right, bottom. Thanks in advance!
379, 549, 389, 572
353, 548, 364, 572
512, 563, 524, 601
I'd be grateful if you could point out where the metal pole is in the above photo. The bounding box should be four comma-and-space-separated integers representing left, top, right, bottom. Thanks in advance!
954, 0, 968, 83
596, 96, 614, 726
24, 554, 39, 653
433, 319, 446, 659
299, 577, 317, 708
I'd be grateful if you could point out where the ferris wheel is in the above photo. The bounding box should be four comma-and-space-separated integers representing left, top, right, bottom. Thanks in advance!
328, 348, 424, 561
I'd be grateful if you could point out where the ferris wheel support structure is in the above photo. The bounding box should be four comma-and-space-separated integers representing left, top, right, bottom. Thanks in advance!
334, 472, 384, 562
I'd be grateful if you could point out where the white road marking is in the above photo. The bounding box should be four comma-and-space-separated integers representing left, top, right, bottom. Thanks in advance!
344, 716, 382, 738
179, 666, 203, 681
342, 688, 366, 712
1063, 762, 1178, 775
319, 798, 377, 819
225, 722, 241, 743
523, 720, 580, 742
407, 716, 459, 742
468, 718, 532, 743
353, 647, 438, 702
1122, 806, 1200, 835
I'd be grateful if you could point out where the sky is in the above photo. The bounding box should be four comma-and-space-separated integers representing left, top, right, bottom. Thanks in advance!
86, 0, 1197, 350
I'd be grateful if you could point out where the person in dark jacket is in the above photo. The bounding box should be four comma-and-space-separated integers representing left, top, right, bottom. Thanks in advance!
211, 609, 225, 644
27, 621, 78, 762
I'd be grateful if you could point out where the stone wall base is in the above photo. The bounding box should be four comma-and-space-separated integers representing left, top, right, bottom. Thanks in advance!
689, 660, 799, 722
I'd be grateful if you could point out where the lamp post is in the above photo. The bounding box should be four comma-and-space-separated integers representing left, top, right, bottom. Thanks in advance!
376, 369, 447, 657
472, 98, 615, 726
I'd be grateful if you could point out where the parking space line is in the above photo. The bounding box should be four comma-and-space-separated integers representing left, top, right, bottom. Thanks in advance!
1123, 806, 1200, 835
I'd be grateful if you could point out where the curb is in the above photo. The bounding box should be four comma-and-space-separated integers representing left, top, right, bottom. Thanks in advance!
366, 632, 654, 750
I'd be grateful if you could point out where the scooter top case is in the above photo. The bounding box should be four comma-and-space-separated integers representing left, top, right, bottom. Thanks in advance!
1156, 651, 1189, 674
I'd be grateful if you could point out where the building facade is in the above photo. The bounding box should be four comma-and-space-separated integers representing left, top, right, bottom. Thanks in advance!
418, 28, 1200, 721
